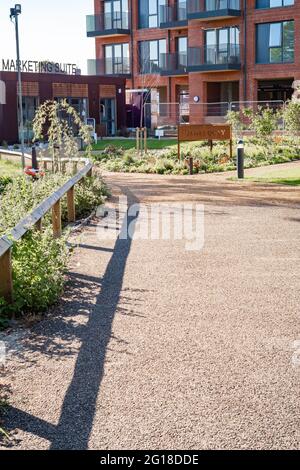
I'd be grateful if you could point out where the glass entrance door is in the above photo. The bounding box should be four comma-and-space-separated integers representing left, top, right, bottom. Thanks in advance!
100, 98, 116, 136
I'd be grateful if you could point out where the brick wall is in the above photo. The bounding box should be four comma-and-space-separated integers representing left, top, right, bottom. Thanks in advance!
93, 0, 299, 110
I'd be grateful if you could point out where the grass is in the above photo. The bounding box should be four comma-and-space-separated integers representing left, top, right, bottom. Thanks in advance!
0, 159, 22, 177
92, 138, 177, 151
246, 165, 300, 186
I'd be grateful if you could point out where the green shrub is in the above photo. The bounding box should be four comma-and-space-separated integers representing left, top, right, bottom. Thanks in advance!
0, 176, 13, 195
7, 228, 69, 315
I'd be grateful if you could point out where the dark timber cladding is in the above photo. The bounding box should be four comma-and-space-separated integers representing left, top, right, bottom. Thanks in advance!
0, 71, 126, 143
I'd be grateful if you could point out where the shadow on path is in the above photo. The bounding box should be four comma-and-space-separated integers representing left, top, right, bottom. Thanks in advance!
2, 187, 139, 450
49, 187, 139, 449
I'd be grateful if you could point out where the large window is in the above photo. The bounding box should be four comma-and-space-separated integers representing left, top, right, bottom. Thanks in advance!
104, 0, 129, 29
105, 43, 130, 74
256, 0, 294, 8
205, 27, 240, 64
139, 39, 167, 73
139, 0, 166, 28
256, 21, 294, 63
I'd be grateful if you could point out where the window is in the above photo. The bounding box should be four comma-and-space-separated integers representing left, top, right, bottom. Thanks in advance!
205, 27, 240, 64
256, 0, 294, 8
256, 21, 294, 63
139, 39, 167, 73
177, 37, 188, 67
104, 43, 130, 74
104, 0, 129, 29
139, 0, 166, 28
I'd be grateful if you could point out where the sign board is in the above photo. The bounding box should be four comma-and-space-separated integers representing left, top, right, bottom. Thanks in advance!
178, 124, 232, 142
177, 124, 233, 159
1, 59, 78, 75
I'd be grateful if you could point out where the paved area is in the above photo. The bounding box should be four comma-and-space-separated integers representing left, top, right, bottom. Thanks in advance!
1, 167, 300, 450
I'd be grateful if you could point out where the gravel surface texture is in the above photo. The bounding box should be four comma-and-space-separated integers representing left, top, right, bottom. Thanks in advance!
1, 167, 300, 450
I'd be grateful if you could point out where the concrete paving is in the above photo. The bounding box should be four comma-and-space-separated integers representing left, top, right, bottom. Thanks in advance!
1, 169, 300, 450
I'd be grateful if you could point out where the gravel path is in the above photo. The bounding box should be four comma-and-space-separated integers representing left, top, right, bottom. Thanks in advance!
1, 169, 300, 450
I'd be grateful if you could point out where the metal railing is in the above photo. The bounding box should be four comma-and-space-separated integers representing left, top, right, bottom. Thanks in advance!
188, 0, 240, 14
144, 100, 286, 130
160, 52, 188, 74
86, 12, 130, 34
160, 2, 187, 24
0, 157, 93, 303
87, 58, 131, 76
189, 44, 240, 66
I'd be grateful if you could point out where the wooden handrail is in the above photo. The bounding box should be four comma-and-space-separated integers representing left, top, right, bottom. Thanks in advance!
0, 160, 93, 302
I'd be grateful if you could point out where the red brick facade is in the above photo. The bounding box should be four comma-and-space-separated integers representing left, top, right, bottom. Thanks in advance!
92, 0, 298, 123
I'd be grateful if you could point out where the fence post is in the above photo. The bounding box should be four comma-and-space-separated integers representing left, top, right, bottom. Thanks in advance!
144, 127, 148, 154
52, 200, 62, 238
0, 249, 13, 303
32, 146, 38, 169
136, 128, 140, 153
67, 186, 76, 223
35, 218, 42, 231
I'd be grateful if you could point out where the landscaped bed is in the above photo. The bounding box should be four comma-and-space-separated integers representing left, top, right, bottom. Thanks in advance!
0, 172, 109, 321
92, 136, 300, 175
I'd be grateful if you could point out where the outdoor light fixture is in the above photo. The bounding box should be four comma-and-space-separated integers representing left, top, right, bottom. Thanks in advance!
10, 3, 25, 169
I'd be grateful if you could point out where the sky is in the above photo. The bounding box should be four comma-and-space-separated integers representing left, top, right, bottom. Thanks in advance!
0, 0, 95, 74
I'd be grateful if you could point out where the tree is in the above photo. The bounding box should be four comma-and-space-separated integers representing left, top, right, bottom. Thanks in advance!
32, 100, 92, 171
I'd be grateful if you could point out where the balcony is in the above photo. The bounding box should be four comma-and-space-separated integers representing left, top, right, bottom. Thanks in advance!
187, 0, 241, 21
160, 2, 188, 29
87, 58, 131, 77
86, 13, 130, 38
188, 44, 241, 72
160, 52, 188, 76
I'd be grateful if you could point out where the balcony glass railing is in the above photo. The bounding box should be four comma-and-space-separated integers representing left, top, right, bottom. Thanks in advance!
87, 58, 131, 76
188, 0, 240, 15
188, 44, 240, 67
86, 13, 130, 35
160, 52, 188, 74
160, 2, 187, 25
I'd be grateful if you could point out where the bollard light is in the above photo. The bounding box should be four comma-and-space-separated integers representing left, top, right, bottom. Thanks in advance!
237, 139, 244, 179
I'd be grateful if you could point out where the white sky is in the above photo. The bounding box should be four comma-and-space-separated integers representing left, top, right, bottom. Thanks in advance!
0, 0, 95, 74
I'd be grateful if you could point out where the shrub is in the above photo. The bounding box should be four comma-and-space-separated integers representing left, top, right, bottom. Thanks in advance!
283, 100, 300, 133
0, 176, 12, 195
8, 228, 69, 315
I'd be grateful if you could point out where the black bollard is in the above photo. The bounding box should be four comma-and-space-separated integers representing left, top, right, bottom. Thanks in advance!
31, 145, 38, 170
189, 157, 193, 175
237, 139, 244, 179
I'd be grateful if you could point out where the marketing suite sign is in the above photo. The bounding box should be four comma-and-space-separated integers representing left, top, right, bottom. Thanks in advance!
1, 59, 78, 75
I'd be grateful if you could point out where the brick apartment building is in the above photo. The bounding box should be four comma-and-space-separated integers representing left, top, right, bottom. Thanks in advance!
87, 0, 297, 128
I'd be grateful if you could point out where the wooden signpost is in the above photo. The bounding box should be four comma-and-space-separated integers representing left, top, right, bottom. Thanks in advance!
177, 124, 233, 160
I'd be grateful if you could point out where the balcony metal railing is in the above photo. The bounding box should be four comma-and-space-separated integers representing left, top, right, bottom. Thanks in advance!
188, 0, 240, 14
160, 52, 188, 74
160, 2, 188, 25
188, 44, 240, 67
86, 13, 130, 36
87, 58, 131, 76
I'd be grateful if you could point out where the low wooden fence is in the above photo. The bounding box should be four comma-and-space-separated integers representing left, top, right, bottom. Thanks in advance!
0, 159, 93, 303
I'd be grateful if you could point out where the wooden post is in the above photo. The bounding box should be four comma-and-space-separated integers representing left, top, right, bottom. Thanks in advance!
229, 139, 233, 159
136, 128, 140, 153
144, 127, 148, 154
52, 200, 62, 238
177, 126, 181, 160
209, 140, 213, 152
67, 186, 76, 223
0, 250, 13, 303
35, 218, 42, 231
141, 128, 144, 153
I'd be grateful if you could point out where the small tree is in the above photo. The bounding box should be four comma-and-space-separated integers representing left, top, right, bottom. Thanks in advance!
283, 100, 300, 133
32, 99, 92, 171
